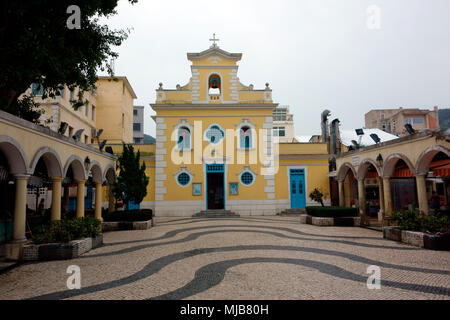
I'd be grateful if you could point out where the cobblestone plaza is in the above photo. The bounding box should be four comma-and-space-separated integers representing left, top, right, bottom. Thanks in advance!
0, 216, 449, 300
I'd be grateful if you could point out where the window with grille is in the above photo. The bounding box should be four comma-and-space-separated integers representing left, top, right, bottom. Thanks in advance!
206, 164, 224, 172
240, 126, 252, 149
273, 126, 286, 137
178, 127, 191, 149
273, 108, 287, 121
177, 172, 191, 186
240, 172, 254, 185
205, 125, 224, 144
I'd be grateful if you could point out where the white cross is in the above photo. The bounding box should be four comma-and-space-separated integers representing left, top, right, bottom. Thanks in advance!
209, 33, 220, 47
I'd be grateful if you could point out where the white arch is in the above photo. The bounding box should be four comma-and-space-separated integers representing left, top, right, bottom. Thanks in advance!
0, 135, 29, 175
357, 158, 382, 180
236, 119, 256, 150
415, 145, 450, 176
172, 119, 193, 151
382, 153, 415, 178
63, 155, 87, 180
29, 147, 64, 178
87, 160, 103, 183
103, 164, 116, 183
205, 71, 223, 102
337, 162, 357, 182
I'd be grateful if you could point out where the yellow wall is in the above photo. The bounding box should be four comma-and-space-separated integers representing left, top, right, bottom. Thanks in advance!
160, 110, 271, 202
275, 158, 330, 202
96, 78, 135, 144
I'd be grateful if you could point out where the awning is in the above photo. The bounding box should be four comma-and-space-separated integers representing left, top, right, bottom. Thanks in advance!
430, 159, 450, 177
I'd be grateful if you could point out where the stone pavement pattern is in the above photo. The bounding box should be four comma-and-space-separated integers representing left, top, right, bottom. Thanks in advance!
0, 216, 449, 300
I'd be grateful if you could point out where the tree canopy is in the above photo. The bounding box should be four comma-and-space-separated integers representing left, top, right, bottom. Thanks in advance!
0, 0, 137, 114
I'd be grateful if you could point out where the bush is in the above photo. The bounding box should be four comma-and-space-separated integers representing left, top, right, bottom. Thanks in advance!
102, 209, 153, 222
32, 217, 101, 244
391, 210, 450, 234
305, 206, 358, 218
309, 188, 324, 207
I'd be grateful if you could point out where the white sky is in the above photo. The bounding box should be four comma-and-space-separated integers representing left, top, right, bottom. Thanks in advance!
99, 0, 450, 137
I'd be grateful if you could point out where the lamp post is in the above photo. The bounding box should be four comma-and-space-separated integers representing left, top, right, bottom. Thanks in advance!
84, 156, 91, 171
376, 154, 383, 168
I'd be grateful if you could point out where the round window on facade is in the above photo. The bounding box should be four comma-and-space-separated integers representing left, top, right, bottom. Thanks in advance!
240, 171, 254, 186
177, 172, 191, 186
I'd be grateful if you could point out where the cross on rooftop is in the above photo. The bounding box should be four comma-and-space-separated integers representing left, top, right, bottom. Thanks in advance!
209, 33, 220, 48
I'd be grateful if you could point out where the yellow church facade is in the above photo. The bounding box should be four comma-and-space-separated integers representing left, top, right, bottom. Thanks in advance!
141, 44, 331, 216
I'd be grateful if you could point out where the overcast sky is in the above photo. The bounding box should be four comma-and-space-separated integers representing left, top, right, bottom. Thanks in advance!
99, 0, 450, 137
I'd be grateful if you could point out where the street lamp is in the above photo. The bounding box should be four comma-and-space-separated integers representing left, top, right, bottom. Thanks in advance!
376, 154, 383, 167
84, 156, 91, 171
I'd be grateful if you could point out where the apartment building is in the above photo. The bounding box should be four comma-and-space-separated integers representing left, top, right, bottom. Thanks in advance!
365, 106, 439, 136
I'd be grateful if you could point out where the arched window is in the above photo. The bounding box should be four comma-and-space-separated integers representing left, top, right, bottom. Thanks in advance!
177, 127, 191, 150
240, 126, 252, 149
208, 74, 221, 95
205, 124, 225, 145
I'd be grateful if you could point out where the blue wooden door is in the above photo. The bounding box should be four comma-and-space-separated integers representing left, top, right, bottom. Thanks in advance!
290, 169, 306, 209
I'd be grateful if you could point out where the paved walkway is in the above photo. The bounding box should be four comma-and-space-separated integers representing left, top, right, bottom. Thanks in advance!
0, 216, 449, 300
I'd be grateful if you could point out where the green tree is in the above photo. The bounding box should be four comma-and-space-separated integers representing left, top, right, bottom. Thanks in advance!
309, 188, 325, 207
0, 0, 137, 114
113, 144, 149, 209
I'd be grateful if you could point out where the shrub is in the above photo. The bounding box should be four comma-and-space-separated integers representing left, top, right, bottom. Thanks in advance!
102, 209, 153, 222
32, 217, 101, 244
391, 211, 421, 232
309, 188, 324, 207
305, 206, 358, 218
391, 210, 450, 234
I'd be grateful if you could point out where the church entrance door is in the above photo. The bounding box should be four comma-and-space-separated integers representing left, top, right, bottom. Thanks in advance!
206, 164, 225, 210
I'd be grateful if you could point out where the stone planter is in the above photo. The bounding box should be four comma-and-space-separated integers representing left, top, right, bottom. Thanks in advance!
102, 219, 152, 232
21, 234, 103, 261
423, 233, 450, 250
383, 226, 402, 242
300, 214, 360, 227
383, 227, 450, 250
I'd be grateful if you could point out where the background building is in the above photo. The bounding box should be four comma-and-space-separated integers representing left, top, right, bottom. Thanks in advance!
95, 76, 137, 144
273, 105, 295, 142
365, 106, 439, 136
133, 105, 145, 144
27, 76, 137, 145
28, 84, 98, 145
